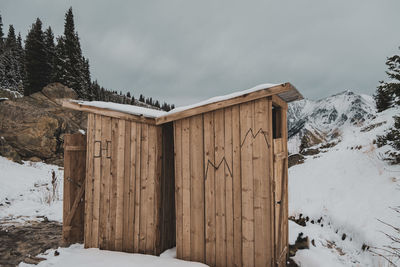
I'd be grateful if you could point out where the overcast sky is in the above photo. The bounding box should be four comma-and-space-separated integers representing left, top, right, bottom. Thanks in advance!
2, 1, 400, 105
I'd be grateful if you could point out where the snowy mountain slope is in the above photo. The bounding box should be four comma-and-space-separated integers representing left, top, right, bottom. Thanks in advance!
289, 105, 400, 266
288, 90, 376, 154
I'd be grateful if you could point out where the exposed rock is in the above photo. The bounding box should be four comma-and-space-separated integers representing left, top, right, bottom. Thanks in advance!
288, 154, 305, 168
0, 83, 86, 166
361, 121, 386, 132
0, 137, 22, 163
289, 232, 310, 257
28, 157, 42, 162
320, 141, 338, 149
41, 83, 78, 102
299, 128, 325, 152
300, 148, 320, 156
289, 214, 308, 226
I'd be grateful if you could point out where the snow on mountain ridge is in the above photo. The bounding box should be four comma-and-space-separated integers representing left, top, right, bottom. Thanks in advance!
288, 90, 376, 154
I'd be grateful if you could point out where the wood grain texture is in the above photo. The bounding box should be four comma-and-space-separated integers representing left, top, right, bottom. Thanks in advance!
189, 115, 205, 262
181, 118, 191, 260
231, 105, 242, 267
203, 112, 216, 266
253, 98, 271, 266
127, 122, 137, 253
122, 121, 131, 252
139, 123, 149, 253
240, 101, 255, 267
114, 119, 125, 250
108, 117, 119, 250
174, 120, 183, 259
84, 113, 94, 248
99, 116, 111, 249
133, 122, 142, 252
146, 125, 157, 254
224, 108, 234, 267
214, 109, 226, 267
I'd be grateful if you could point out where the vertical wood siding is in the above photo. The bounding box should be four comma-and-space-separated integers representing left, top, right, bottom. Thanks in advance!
174, 96, 287, 267
84, 115, 175, 255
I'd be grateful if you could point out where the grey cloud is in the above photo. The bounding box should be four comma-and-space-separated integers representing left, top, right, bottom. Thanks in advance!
2, 0, 400, 106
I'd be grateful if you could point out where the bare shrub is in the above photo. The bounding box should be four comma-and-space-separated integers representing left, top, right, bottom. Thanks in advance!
370, 206, 400, 266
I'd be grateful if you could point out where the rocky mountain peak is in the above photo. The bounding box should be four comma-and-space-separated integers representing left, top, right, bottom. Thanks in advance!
288, 90, 376, 154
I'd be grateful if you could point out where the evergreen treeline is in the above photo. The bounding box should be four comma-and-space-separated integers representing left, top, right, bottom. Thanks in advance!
375, 46, 400, 164
0, 8, 174, 111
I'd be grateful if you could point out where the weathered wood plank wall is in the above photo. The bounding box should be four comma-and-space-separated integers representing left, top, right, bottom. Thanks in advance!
174, 96, 288, 267
84, 114, 175, 255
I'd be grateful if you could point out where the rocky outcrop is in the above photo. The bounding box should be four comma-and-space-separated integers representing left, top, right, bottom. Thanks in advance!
0, 83, 86, 166
0, 137, 22, 163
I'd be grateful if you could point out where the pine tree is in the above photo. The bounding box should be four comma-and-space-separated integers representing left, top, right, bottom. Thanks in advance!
375, 83, 392, 112
54, 36, 67, 84
55, 7, 87, 99
24, 18, 47, 95
16, 33, 25, 93
386, 53, 400, 106
82, 57, 91, 99
375, 49, 400, 111
376, 46, 400, 164
0, 14, 4, 50
2, 24, 21, 90
5, 25, 16, 48
44, 27, 56, 83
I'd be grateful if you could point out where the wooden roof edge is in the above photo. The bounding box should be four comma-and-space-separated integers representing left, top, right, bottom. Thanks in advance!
62, 100, 158, 125
279, 83, 303, 102
156, 82, 302, 125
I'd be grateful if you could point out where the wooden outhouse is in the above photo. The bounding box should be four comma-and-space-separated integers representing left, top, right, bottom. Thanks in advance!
62, 101, 176, 255
156, 83, 302, 267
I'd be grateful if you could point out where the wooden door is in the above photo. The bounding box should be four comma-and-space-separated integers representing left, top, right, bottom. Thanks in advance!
273, 137, 288, 266
63, 133, 87, 246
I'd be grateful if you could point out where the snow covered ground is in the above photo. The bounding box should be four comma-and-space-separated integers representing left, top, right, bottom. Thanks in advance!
19, 245, 206, 267
289, 106, 400, 266
0, 157, 63, 223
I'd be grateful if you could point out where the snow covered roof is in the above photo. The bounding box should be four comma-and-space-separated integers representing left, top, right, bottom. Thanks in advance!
72, 100, 166, 118
156, 82, 302, 124
63, 82, 302, 125
168, 83, 280, 115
